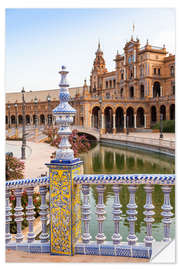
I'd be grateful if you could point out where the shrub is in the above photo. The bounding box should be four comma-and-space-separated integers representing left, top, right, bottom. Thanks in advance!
152, 120, 175, 133
6, 154, 24, 180
44, 128, 91, 157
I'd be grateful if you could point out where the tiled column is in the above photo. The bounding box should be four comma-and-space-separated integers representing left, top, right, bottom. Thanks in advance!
46, 66, 83, 256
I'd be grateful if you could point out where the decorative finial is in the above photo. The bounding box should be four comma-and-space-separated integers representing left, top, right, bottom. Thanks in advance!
117, 50, 119, 56
84, 78, 87, 86
52, 66, 76, 161
131, 35, 133, 41
98, 39, 100, 49
133, 23, 135, 33
21, 87, 25, 93
146, 39, 149, 45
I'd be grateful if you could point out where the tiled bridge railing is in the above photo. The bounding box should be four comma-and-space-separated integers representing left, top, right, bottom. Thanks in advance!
6, 174, 175, 259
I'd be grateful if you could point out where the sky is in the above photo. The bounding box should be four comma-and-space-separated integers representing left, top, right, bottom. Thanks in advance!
5, 8, 175, 92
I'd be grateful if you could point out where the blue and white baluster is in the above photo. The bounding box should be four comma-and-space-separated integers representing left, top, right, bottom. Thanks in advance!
126, 185, 138, 245
161, 185, 173, 241
14, 188, 24, 243
143, 185, 155, 247
6, 189, 12, 243
26, 187, 35, 243
112, 184, 122, 245
95, 185, 106, 244
39, 186, 49, 242
81, 184, 92, 243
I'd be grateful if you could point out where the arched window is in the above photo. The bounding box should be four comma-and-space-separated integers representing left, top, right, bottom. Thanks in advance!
11, 115, 16, 124
170, 66, 174, 76
153, 82, 161, 97
126, 107, 134, 128
160, 105, 166, 120
129, 86, 134, 98
26, 115, 30, 124
40, 114, 45, 125
120, 88, 123, 98
109, 80, 112, 88
106, 81, 108, 88
18, 115, 23, 124
113, 79, 116, 88
170, 104, 175, 120
140, 85, 144, 98
151, 106, 157, 123
137, 107, 144, 127
121, 72, 124, 80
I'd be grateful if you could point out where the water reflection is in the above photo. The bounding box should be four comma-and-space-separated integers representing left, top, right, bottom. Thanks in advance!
80, 143, 175, 174
80, 143, 175, 242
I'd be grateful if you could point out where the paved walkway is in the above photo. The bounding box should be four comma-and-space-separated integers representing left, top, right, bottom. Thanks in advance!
6, 140, 57, 178
101, 132, 175, 150
5, 249, 149, 263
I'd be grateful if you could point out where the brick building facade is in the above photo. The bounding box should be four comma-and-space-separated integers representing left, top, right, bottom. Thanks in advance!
6, 37, 175, 134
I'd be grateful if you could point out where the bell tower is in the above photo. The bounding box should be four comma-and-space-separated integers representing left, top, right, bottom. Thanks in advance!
90, 41, 107, 94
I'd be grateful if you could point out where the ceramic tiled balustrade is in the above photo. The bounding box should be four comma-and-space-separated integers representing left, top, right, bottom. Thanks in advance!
5, 174, 175, 258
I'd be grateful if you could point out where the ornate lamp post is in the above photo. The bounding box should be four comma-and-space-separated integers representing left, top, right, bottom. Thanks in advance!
8, 104, 11, 131
160, 113, 163, 139
34, 96, 38, 141
47, 94, 51, 128
21, 87, 26, 160
14, 103, 18, 138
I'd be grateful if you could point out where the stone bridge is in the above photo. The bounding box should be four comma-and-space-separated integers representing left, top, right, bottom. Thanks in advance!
72, 125, 100, 141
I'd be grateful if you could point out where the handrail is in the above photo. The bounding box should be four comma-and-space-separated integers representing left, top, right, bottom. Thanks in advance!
73, 174, 175, 185
6, 176, 49, 189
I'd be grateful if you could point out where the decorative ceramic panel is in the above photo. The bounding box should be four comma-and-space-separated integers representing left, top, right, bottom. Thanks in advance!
50, 168, 72, 255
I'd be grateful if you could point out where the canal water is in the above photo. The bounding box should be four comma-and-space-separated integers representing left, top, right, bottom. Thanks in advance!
79, 143, 175, 242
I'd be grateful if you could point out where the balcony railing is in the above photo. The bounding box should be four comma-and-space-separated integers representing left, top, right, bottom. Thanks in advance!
6, 174, 175, 258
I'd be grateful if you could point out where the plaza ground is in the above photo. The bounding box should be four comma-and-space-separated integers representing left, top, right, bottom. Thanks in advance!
6, 249, 149, 263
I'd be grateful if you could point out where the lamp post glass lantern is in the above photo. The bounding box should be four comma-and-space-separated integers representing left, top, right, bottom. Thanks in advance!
21, 87, 26, 160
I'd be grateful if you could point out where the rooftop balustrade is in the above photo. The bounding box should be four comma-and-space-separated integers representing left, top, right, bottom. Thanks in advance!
6, 174, 175, 258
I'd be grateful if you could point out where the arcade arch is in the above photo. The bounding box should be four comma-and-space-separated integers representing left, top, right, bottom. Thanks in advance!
104, 106, 113, 133
115, 107, 124, 132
